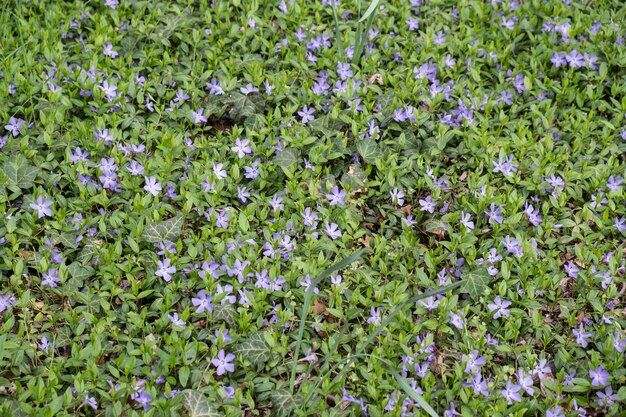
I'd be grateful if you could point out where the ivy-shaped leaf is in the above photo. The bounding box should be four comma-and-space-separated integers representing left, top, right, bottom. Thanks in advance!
356, 139, 382, 164
270, 389, 301, 417
142, 215, 184, 243
77, 241, 102, 266
422, 219, 447, 236
182, 390, 223, 417
1, 154, 40, 191
213, 304, 237, 325
233, 332, 272, 368
273, 147, 298, 176
67, 262, 95, 282
228, 91, 264, 120
461, 266, 491, 300
49, 230, 77, 249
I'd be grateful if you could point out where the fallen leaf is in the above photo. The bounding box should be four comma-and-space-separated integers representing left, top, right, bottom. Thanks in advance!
368, 73, 383, 85
399, 204, 413, 215
312, 299, 326, 315
362, 235, 372, 247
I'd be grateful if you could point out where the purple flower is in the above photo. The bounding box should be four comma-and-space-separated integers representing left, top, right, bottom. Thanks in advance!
42, 268, 60, 288
324, 222, 342, 240
484, 203, 504, 225
487, 296, 512, 319
367, 307, 382, 325
168, 312, 186, 329
572, 323, 592, 348
325, 186, 346, 206
406, 17, 419, 31
589, 365, 609, 387
337, 62, 353, 80
460, 211, 474, 230
546, 406, 565, 417
222, 385, 236, 399
191, 108, 207, 124
131, 388, 151, 411
298, 105, 315, 124
502, 236, 523, 257
240, 83, 259, 95
492, 155, 518, 176
516, 369, 535, 395
212, 349, 236, 375
155, 258, 176, 282
191, 290, 213, 314
449, 311, 464, 329
418, 195, 437, 213
606, 176, 623, 192
532, 359, 551, 378
390, 188, 405, 206
231, 138, 252, 158
206, 78, 224, 95
0, 294, 16, 312
596, 386, 617, 407
30, 196, 53, 218
463, 350, 486, 374
467, 372, 489, 396
143, 176, 162, 196
213, 163, 227, 180
83, 393, 98, 410
502, 380, 521, 404
613, 331, 626, 353
38, 336, 53, 351
103, 43, 119, 58
99, 80, 117, 102
4, 116, 25, 136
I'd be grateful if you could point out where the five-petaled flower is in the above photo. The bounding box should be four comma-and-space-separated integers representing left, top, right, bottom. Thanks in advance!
212, 349, 236, 376
30, 196, 53, 219
155, 258, 177, 282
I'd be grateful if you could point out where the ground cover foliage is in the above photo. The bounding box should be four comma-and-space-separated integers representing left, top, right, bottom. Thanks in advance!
1, 0, 626, 415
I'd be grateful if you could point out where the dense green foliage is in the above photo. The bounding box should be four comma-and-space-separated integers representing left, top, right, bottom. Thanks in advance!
1, 0, 626, 416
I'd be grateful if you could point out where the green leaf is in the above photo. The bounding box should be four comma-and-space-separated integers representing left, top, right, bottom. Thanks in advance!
273, 147, 298, 176
385, 363, 438, 417
142, 215, 184, 243
617, 386, 626, 401
358, 0, 381, 22
229, 91, 264, 119
461, 267, 491, 300
67, 262, 95, 282
233, 332, 272, 367
356, 139, 382, 164
213, 304, 237, 325
179, 366, 190, 387
271, 389, 302, 417
182, 390, 223, 417
1, 154, 40, 191
422, 219, 447, 235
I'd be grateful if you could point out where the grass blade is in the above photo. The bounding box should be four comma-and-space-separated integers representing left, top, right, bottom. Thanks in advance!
289, 248, 368, 392
358, 0, 381, 23
386, 367, 439, 417
332, 0, 344, 58
304, 280, 462, 404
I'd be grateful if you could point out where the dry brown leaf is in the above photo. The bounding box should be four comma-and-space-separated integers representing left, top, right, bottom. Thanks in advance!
400, 204, 413, 215
368, 73, 383, 85
312, 299, 327, 315
362, 235, 372, 248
